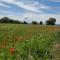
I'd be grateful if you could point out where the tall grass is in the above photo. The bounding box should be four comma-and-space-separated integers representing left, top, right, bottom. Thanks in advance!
0, 24, 60, 60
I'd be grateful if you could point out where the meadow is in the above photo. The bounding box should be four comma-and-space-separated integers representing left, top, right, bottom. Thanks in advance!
0, 24, 60, 60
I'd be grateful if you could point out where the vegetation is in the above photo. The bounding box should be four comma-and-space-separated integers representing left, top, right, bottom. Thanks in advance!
0, 24, 60, 60
0, 17, 20, 24
46, 18, 56, 25
0, 17, 59, 60
0, 17, 56, 25
23, 21, 28, 24
32, 21, 38, 24
39, 21, 43, 25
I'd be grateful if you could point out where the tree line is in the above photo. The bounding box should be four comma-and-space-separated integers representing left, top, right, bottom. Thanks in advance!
0, 17, 56, 25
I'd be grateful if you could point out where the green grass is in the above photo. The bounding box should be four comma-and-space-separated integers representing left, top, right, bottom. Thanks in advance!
0, 24, 60, 60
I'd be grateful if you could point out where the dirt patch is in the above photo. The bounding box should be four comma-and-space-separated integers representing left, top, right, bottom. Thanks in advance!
0, 43, 6, 48
14, 36, 24, 43
52, 44, 60, 60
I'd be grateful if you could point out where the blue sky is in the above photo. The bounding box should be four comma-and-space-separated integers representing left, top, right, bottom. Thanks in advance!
0, 0, 60, 24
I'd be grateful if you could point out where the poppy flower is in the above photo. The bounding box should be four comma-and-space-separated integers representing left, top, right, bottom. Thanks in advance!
10, 48, 15, 54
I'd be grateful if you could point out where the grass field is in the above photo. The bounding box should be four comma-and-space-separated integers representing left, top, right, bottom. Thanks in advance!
0, 24, 60, 60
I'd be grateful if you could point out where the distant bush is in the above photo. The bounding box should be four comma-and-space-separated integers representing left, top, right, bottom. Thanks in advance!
45, 18, 56, 25
39, 21, 43, 25
0, 17, 57, 25
32, 21, 38, 24
23, 21, 28, 24
0, 17, 20, 24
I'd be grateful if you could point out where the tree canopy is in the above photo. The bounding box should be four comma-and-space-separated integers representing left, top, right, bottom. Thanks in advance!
0, 17, 57, 25
46, 18, 56, 25
0, 17, 20, 24
32, 21, 38, 24
39, 21, 43, 25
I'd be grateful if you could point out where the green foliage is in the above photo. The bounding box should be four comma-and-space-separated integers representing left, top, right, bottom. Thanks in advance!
46, 18, 56, 25
0, 24, 60, 60
39, 21, 43, 25
23, 21, 28, 24
0, 17, 20, 24
32, 21, 38, 24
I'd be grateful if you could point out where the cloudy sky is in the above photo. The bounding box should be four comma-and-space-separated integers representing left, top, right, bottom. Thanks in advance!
0, 0, 60, 24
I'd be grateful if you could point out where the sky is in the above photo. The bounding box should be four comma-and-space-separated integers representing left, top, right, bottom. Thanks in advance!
0, 0, 60, 24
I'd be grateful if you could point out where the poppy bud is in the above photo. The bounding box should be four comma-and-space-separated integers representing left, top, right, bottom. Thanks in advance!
10, 48, 15, 54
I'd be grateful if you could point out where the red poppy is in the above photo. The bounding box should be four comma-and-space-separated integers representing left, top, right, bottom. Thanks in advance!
10, 48, 15, 54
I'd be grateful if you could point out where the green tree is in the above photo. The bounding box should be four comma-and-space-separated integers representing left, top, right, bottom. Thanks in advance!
0, 17, 9, 23
0, 17, 20, 24
46, 18, 56, 25
39, 21, 43, 25
24, 21, 28, 24
32, 21, 38, 24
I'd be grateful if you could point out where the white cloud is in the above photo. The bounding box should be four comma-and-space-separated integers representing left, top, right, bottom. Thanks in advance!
0, 11, 60, 24
23, 12, 60, 23
0, 0, 60, 24
1, 0, 15, 3
0, 0, 50, 13
0, 10, 14, 14
22, 12, 60, 24
0, 3, 11, 8
50, 0, 60, 2
15, 1, 40, 12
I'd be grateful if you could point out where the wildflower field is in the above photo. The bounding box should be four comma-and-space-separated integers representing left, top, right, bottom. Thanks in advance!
0, 24, 60, 60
